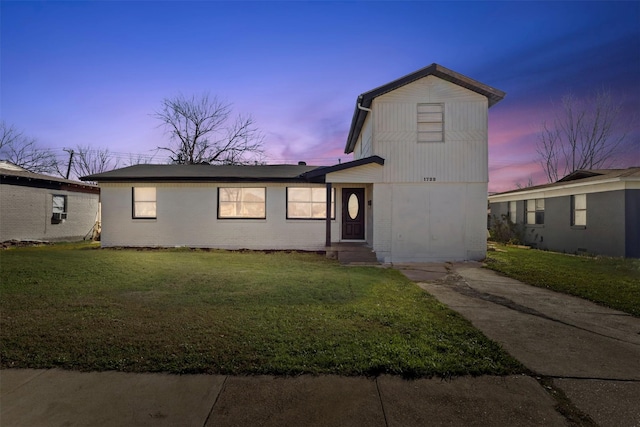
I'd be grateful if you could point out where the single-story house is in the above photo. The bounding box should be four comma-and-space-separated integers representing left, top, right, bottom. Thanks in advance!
488, 168, 640, 258
83, 63, 505, 263
0, 161, 100, 242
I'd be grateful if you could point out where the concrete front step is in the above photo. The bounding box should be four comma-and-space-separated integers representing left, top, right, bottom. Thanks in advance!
326, 243, 379, 265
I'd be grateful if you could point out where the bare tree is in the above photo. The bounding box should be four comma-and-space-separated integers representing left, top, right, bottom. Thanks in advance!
70, 145, 119, 181
536, 90, 628, 182
122, 151, 159, 167
0, 121, 59, 174
515, 176, 535, 189
154, 93, 264, 165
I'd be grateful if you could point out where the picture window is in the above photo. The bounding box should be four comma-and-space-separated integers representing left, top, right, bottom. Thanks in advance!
287, 187, 335, 219
218, 187, 266, 219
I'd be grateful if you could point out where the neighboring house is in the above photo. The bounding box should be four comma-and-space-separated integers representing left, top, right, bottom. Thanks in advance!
0, 161, 100, 242
82, 63, 505, 263
488, 168, 640, 258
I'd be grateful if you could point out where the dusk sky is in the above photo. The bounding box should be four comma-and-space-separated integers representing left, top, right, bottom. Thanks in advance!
2, 1, 639, 192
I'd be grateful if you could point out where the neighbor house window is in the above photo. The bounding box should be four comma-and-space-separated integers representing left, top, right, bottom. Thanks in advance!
218, 187, 266, 219
287, 187, 335, 219
417, 103, 444, 142
132, 187, 156, 219
508, 201, 517, 223
571, 194, 587, 226
52, 195, 67, 221
526, 199, 544, 225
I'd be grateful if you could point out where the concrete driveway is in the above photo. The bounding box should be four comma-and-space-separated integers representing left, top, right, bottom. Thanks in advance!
400, 262, 640, 427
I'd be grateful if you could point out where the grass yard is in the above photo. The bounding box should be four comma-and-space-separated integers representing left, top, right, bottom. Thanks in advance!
485, 245, 640, 317
0, 243, 522, 377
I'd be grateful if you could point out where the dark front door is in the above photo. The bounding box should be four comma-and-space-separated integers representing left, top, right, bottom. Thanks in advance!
342, 188, 365, 240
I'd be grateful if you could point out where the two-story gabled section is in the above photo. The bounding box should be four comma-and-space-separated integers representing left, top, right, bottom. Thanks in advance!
332, 63, 505, 262
83, 64, 504, 263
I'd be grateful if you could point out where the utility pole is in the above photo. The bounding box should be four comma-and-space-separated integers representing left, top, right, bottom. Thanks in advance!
64, 149, 74, 179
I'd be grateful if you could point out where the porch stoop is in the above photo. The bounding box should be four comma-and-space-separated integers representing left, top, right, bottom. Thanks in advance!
326, 243, 379, 265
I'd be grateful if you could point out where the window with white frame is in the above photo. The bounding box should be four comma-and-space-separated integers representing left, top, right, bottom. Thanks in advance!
526, 198, 544, 225
571, 194, 587, 226
417, 103, 444, 142
508, 201, 517, 223
132, 187, 156, 219
287, 187, 335, 219
52, 195, 67, 221
218, 187, 266, 219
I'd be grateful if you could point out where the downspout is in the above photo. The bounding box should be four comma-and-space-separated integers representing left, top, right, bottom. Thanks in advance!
357, 103, 372, 113
357, 103, 373, 157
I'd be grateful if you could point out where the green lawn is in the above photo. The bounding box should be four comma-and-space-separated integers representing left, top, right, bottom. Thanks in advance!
485, 245, 640, 317
0, 243, 521, 377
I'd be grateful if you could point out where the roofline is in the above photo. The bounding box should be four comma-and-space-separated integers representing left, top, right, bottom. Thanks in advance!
94, 177, 313, 183
302, 156, 385, 180
0, 173, 100, 194
488, 176, 640, 202
344, 63, 506, 154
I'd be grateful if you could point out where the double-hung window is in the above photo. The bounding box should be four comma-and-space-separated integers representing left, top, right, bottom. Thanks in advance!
218, 188, 266, 219
132, 187, 156, 219
52, 195, 67, 222
526, 199, 544, 225
417, 103, 444, 142
571, 194, 587, 226
287, 187, 335, 219
508, 201, 517, 223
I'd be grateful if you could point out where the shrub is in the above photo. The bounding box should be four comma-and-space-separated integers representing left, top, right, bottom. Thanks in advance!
489, 214, 524, 245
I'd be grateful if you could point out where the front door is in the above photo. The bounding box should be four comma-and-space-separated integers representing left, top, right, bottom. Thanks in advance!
342, 188, 365, 240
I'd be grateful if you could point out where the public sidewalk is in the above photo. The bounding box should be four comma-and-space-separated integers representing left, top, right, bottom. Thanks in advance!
1, 370, 562, 427
2, 262, 639, 426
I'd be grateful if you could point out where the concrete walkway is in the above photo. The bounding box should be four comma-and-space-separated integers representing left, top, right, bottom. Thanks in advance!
2, 263, 639, 426
400, 262, 640, 427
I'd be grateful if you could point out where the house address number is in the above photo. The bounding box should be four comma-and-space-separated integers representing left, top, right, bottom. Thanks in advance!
423, 177, 437, 182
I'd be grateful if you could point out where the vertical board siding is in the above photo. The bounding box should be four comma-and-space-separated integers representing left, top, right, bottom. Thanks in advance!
355, 116, 374, 159
372, 75, 488, 183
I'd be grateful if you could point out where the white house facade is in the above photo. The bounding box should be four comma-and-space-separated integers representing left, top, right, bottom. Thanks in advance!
84, 64, 505, 263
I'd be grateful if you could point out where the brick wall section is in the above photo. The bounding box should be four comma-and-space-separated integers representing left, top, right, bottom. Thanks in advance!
100, 182, 340, 250
0, 184, 99, 241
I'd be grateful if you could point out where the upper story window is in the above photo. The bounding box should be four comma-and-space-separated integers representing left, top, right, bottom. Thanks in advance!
287, 187, 335, 219
218, 187, 266, 219
571, 194, 587, 226
132, 187, 156, 219
417, 103, 444, 142
508, 201, 517, 223
52, 194, 67, 222
526, 198, 544, 225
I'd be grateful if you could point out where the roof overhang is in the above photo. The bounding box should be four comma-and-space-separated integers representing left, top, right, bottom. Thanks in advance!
301, 156, 385, 182
344, 63, 506, 154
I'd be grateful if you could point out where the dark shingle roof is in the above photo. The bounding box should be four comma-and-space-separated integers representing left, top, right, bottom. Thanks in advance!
345, 63, 506, 154
81, 164, 322, 183
1, 161, 98, 191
